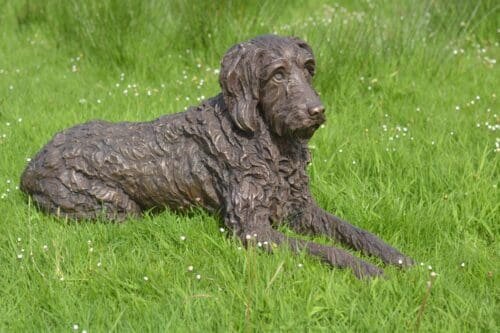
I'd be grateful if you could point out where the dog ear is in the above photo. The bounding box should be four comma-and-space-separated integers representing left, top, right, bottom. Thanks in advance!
219, 43, 260, 133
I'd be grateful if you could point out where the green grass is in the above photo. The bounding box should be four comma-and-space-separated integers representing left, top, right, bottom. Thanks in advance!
0, 0, 498, 331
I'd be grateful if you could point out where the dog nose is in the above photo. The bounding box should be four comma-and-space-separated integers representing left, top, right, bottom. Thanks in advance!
308, 105, 325, 116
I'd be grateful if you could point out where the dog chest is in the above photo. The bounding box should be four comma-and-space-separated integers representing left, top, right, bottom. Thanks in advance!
267, 157, 310, 223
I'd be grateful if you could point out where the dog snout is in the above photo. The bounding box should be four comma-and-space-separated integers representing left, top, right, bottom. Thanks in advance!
307, 104, 325, 116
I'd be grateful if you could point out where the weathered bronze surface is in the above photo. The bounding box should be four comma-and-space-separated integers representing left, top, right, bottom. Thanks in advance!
21, 35, 413, 278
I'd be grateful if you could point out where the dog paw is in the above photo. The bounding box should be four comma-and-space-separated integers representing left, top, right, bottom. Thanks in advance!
383, 253, 415, 268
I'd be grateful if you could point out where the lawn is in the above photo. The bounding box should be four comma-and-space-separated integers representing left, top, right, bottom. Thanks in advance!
0, 0, 498, 331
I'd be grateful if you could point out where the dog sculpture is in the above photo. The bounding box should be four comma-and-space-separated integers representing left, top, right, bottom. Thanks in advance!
21, 35, 413, 278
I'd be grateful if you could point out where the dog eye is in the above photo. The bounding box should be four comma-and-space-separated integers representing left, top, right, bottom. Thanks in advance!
305, 63, 315, 76
304, 61, 316, 76
272, 70, 286, 82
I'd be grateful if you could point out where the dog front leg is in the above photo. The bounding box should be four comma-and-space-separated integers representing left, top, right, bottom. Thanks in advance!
224, 211, 384, 278
238, 222, 384, 279
224, 181, 384, 278
292, 206, 414, 267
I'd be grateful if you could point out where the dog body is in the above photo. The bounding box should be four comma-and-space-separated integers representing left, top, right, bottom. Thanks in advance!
21, 94, 309, 224
21, 35, 413, 278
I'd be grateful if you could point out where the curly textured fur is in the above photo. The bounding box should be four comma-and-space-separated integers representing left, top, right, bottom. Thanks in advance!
21, 35, 413, 278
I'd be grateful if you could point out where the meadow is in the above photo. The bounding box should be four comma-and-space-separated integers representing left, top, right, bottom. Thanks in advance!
0, 0, 498, 331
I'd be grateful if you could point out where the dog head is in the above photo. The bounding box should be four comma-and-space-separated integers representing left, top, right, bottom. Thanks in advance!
219, 35, 325, 139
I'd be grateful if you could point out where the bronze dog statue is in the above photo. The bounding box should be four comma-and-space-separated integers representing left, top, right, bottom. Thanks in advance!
21, 35, 413, 278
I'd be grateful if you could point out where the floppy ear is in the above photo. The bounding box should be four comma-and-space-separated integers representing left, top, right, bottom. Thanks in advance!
219, 43, 261, 133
